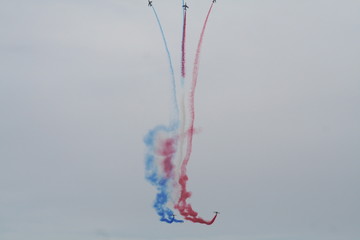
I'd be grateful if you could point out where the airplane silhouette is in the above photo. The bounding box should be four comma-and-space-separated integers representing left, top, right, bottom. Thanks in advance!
148, 0, 152, 7
182, 2, 189, 10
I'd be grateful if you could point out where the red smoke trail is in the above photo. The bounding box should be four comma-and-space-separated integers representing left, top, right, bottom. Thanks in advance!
175, 3, 217, 225
181, 10, 187, 78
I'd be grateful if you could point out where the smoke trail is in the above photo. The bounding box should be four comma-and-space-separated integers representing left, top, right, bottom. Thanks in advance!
181, 9, 187, 78
151, 6, 179, 129
144, 6, 183, 224
176, 0, 188, 171
175, 3, 217, 225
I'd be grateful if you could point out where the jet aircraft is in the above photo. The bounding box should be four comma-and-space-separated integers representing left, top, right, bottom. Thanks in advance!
148, 0, 152, 6
182, 2, 189, 10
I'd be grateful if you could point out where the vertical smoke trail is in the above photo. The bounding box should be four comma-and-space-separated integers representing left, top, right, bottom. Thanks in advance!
175, 1, 188, 202
175, 3, 217, 225
179, 0, 187, 154
144, 6, 183, 224
181, 10, 187, 78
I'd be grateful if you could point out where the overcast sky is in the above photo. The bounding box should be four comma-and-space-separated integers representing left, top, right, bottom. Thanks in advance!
1, 0, 360, 240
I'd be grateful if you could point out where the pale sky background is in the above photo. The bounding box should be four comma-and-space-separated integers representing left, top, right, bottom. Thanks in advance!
1, 0, 360, 240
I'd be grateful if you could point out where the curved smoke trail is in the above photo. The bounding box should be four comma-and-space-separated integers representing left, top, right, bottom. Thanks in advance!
151, 6, 179, 127
144, 5, 183, 224
175, 2, 217, 225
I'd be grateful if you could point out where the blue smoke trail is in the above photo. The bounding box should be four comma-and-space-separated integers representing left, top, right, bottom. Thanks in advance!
144, 6, 183, 223
151, 6, 179, 129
